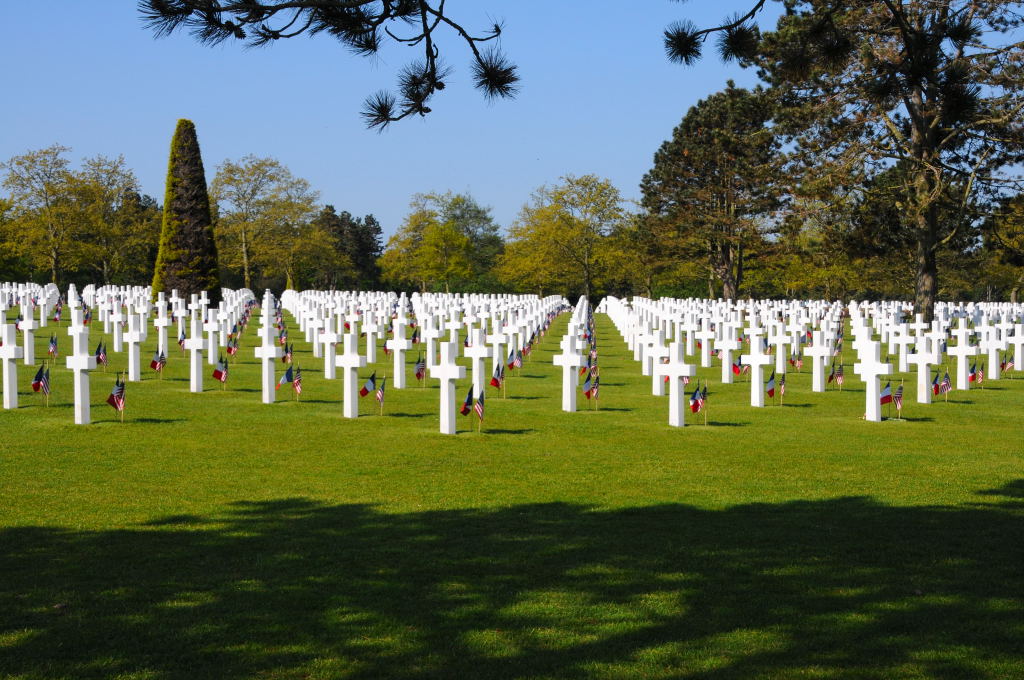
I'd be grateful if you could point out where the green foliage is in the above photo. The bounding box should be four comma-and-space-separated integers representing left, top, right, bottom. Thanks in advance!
498, 175, 624, 299
152, 119, 221, 302
211, 155, 323, 291
640, 83, 780, 299
380, 192, 493, 293
310, 206, 383, 290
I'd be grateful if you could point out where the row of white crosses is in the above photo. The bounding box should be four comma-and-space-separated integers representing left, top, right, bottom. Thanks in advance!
601, 294, 1024, 426
273, 288, 566, 433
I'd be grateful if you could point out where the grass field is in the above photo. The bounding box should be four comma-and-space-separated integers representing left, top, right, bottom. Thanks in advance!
2, 312, 1022, 679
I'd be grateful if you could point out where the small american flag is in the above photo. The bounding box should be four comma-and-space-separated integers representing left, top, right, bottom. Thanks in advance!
779, 374, 786, 397
107, 376, 126, 412
414, 354, 426, 381
374, 376, 385, 404
939, 372, 952, 394
835, 364, 845, 386
893, 384, 903, 411
474, 391, 485, 421
294, 366, 303, 395
48, 335, 58, 357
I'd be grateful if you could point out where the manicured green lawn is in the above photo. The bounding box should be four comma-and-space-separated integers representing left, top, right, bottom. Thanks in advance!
2, 313, 1022, 679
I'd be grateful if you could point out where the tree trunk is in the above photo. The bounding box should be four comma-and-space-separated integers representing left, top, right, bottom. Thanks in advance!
241, 227, 251, 290
914, 230, 938, 323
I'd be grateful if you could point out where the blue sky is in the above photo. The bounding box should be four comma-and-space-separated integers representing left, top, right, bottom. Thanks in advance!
1, 2, 778, 238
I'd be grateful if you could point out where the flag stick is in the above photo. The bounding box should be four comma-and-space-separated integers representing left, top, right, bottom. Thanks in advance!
703, 380, 708, 426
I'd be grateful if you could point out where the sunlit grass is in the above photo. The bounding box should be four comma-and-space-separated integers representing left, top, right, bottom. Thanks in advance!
1, 313, 1022, 679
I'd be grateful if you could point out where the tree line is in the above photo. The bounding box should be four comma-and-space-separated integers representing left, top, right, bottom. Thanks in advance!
0, 146, 383, 293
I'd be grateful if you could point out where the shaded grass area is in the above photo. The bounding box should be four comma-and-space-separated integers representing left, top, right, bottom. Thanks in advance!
2, 314, 1023, 678
2, 495, 1022, 679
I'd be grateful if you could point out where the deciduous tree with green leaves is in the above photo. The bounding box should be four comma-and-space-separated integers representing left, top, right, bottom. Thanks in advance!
1, 145, 78, 285
211, 155, 321, 289
498, 175, 624, 299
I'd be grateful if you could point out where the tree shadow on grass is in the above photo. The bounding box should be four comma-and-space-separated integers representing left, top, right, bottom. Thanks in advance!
977, 479, 1024, 498
2, 496, 1022, 680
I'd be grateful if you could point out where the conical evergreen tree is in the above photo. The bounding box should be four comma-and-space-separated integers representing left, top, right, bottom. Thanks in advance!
151, 119, 220, 302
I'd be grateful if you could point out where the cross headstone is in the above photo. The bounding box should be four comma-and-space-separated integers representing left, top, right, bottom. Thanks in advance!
320, 323, 341, 380
111, 302, 125, 353
465, 326, 493, 395
1, 323, 24, 409
254, 292, 283, 403
486, 323, 510, 378
948, 319, 978, 391
124, 311, 145, 382
853, 341, 892, 422
647, 329, 669, 396
740, 332, 773, 408
716, 330, 742, 385
153, 295, 172, 356
979, 326, 1007, 381
337, 332, 367, 419
184, 296, 207, 393
385, 321, 414, 389
552, 334, 585, 412
653, 340, 696, 427
65, 307, 97, 424
695, 321, 716, 369
430, 340, 467, 435
908, 345, 940, 404
19, 297, 38, 365
203, 308, 219, 366
805, 330, 834, 393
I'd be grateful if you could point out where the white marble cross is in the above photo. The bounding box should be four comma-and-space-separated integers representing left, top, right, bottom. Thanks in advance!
647, 329, 670, 396
853, 341, 892, 422
767, 324, 789, 375
19, 297, 38, 365
654, 340, 696, 427
65, 306, 97, 424
740, 333, 773, 408
254, 292, 283, 403
385, 321, 414, 389
716, 330, 742, 385
464, 326, 492, 395
124, 311, 145, 382
805, 330, 833, 393
1008, 323, 1024, 372
430, 340, 466, 435
337, 332, 367, 419
362, 315, 380, 364
552, 334, 585, 412
111, 303, 125, 353
1, 323, 24, 409
486, 323, 510, 377
153, 295, 172, 356
908, 345, 940, 404
185, 303, 206, 393
422, 318, 443, 369
695, 321, 716, 368
320, 323, 341, 380
948, 319, 978, 391
979, 327, 1008, 381
203, 308, 219, 366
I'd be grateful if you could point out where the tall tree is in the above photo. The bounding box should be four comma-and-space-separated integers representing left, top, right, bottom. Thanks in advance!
497, 175, 624, 299
152, 119, 221, 302
314, 207, 384, 290
641, 83, 780, 300
211, 155, 318, 289
379, 194, 472, 292
74, 155, 161, 285
666, 1, 1024, 318
1, 145, 77, 285
139, 1, 518, 129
